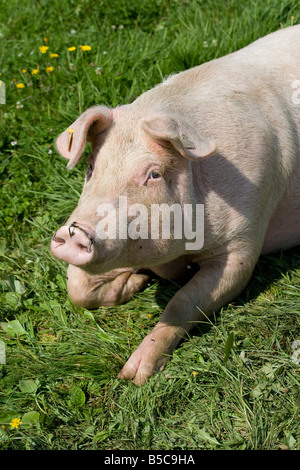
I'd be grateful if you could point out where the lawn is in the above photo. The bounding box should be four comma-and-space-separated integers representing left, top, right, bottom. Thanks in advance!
0, 0, 299, 451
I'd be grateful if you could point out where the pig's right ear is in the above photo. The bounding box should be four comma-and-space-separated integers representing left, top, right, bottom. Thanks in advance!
142, 115, 217, 161
55, 106, 113, 169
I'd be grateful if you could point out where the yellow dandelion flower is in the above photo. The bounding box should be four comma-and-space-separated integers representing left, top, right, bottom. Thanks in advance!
22, 69, 27, 73
31, 69, 39, 75
79, 45, 92, 51
50, 53, 59, 58
68, 46, 76, 51
192, 371, 199, 376
46, 66, 54, 73
10, 418, 22, 429
44, 37, 48, 43
16, 83, 25, 88
147, 314, 152, 318
39, 45, 49, 54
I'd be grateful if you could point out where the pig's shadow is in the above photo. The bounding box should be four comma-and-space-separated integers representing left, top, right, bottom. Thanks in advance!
153, 245, 300, 336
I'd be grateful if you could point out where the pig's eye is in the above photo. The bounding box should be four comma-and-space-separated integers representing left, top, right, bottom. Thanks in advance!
148, 170, 162, 180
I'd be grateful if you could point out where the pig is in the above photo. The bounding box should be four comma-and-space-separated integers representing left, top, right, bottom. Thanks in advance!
51, 26, 300, 385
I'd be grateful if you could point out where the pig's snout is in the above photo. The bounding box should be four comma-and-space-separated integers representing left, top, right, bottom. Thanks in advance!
51, 222, 95, 266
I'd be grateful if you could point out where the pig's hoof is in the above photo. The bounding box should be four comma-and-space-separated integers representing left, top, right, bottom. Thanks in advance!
118, 356, 166, 386
118, 323, 184, 385
118, 340, 168, 385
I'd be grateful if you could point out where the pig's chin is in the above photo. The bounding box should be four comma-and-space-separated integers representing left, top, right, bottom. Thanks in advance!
71, 242, 129, 274
75, 255, 120, 275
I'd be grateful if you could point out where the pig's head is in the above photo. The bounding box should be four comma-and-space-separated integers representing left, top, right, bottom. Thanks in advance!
50, 105, 216, 274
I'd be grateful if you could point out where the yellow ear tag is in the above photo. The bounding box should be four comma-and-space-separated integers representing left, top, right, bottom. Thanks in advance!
66, 128, 74, 151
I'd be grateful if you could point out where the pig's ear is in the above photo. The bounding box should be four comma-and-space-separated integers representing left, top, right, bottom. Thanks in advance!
55, 106, 113, 169
142, 115, 216, 160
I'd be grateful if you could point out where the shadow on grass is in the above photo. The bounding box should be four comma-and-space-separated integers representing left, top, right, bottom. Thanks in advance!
237, 245, 300, 304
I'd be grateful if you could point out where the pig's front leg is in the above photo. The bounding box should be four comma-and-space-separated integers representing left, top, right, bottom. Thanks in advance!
119, 249, 257, 385
67, 264, 151, 308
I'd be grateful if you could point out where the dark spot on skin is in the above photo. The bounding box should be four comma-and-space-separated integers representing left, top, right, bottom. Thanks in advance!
140, 246, 142, 249
151, 339, 155, 342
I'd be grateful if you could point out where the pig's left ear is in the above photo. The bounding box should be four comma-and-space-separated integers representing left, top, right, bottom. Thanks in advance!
142, 115, 217, 160
55, 106, 113, 169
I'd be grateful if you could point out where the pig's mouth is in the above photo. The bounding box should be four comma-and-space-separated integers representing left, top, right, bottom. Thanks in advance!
51, 221, 96, 267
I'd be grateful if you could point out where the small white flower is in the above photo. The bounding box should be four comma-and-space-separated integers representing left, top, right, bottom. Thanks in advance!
103, 51, 108, 55
212, 39, 218, 46
111, 25, 116, 30
70, 29, 76, 34
16, 101, 24, 109
203, 41, 208, 48
10, 141, 18, 146
48, 149, 53, 154
118, 25, 124, 30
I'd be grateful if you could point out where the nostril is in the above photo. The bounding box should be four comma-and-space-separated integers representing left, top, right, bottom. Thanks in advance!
52, 235, 66, 245
78, 243, 88, 250
77, 240, 94, 253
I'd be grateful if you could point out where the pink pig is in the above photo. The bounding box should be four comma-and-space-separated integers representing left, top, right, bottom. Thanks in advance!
51, 26, 300, 385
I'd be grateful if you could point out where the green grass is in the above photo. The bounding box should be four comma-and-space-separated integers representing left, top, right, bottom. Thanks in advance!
0, 0, 300, 450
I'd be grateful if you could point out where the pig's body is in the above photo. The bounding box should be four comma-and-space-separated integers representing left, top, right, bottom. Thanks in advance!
51, 26, 300, 385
